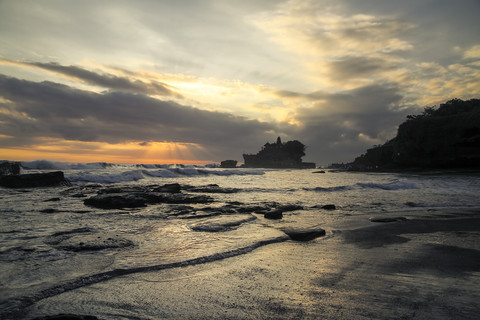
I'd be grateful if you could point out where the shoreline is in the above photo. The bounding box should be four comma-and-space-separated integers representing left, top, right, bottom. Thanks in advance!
20, 208, 480, 320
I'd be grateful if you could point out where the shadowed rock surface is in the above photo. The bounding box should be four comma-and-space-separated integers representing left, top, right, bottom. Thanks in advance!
0, 171, 71, 188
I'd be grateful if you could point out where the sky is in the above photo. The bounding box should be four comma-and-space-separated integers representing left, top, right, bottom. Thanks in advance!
0, 0, 479, 166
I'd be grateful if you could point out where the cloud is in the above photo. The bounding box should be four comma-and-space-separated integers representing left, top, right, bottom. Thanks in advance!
275, 83, 413, 164
327, 56, 398, 82
463, 44, 480, 60
0, 74, 276, 160
251, 0, 414, 88
0, 59, 181, 98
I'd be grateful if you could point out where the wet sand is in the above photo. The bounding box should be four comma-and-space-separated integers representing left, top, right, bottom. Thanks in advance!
25, 209, 480, 319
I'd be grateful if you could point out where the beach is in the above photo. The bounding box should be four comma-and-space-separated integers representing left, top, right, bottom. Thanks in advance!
1, 164, 480, 319
21, 209, 480, 320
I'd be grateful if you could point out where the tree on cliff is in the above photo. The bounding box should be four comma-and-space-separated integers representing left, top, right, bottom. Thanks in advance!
395, 98, 480, 167
346, 98, 480, 169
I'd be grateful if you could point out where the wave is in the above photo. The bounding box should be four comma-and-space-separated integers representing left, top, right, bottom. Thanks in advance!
356, 181, 419, 190
308, 186, 353, 192
66, 170, 145, 184
308, 180, 419, 193
21, 160, 113, 170
66, 168, 265, 184
0, 234, 288, 319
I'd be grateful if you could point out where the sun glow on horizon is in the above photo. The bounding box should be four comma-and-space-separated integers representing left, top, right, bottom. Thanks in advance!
0, 139, 214, 165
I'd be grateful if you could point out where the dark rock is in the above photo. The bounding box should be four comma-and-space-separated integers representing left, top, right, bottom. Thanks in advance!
184, 184, 239, 194
320, 204, 336, 210
84, 192, 214, 209
40, 208, 58, 213
31, 314, 98, 320
237, 205, 269, 213
189, 214, 257, 232
277, 204, 303, 212
0, 161, 21, 175
220, 160, 237, 168
369, 216, 407, 223
282, 227, 326, 241
312, 170, 326, 173
0, 171, 70, 188
84, 194, 147, 209
152, 183, 181, 193
44, 197, 61, 202
264, 209, 283, 220
57, 236, 134, 252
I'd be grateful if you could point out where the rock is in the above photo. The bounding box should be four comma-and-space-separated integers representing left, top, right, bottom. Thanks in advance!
154, 193, 214, 204
0, 171, 71, 188
152, 183, 181, 193
320, 204, 336, 210
264, 209, 283, 220
31, 314, 98, 320
40, 208, 58, 213
369, 216, 407, 223
0, 161, 21, 175
57, 236, 134, 252
282, 227, 326, 241
84, 194, 147, 209
277, 204, 303, 212
44, 197, 61, 202
312, 170, 326, 173
189, 214, 257, 232
84, 192, 214, 209
220, 160, 238, 168
183, 184, 239, 193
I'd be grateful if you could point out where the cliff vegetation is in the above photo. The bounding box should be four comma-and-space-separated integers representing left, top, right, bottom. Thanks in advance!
335, 98, 480, 170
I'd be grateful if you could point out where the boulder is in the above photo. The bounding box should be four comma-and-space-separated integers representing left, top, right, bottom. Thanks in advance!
320, 204, 336, 210
84, 194, 147, 209
220, 160, 238, 168
84, 192, 214, 209
282, 227, 326, 241
264, 209, 283, 220
0, 171, 71, 188
277, 204, 303, 212
152, 183, 181, 193
0, 161, 21, 175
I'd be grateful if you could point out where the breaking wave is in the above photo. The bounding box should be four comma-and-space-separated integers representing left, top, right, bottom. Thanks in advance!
355, 181, 419, 190
308, 180, 419, 192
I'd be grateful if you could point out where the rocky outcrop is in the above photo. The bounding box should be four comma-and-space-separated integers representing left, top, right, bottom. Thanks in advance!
243, 137, 316, 169
220, 160, 237, 168
264, 209, 283, 220
281, 227, 326, 241
0, 171, 71, 188
0, 161, 21, 175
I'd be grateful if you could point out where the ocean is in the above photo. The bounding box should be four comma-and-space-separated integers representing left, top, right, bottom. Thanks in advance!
1, 160, 480, 319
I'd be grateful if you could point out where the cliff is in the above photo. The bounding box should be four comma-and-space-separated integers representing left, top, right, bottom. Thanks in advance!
345, 98, 480, 170
243, 137, 316, 169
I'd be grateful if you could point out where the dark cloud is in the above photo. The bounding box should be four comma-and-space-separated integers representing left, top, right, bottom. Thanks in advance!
282, 84, 413, 164
22, 61, 181, 98
328, 56, 398, 81
0, 74, 274, 160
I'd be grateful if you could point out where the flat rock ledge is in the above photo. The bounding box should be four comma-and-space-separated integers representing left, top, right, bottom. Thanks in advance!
281, 227, 326, 241
0, 171, 71, 188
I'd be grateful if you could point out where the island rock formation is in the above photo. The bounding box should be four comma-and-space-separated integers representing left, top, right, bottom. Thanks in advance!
243, 137, 316, 169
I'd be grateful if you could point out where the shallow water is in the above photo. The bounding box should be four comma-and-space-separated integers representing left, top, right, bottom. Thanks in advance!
1, 161, 480, 319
